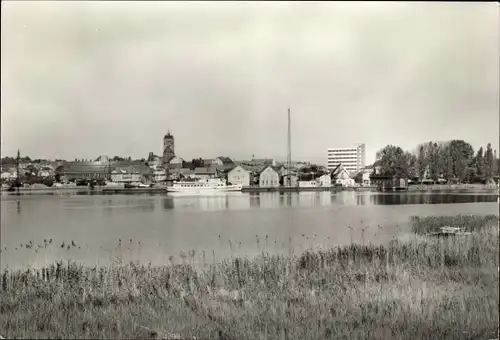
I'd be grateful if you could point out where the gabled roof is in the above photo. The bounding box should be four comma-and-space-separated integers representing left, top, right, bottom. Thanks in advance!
216, 156, 234, 165
56, 162, 111, 175
227, 165, 250, 174
240, 164, 266, 174
257, 165, 279, 175
216, 163, 236, 171
330, 164, 349, 177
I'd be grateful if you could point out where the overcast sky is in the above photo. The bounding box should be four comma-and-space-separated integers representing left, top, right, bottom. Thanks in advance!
2, 1, 498, 165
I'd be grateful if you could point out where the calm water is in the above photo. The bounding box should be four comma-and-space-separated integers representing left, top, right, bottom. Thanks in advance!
1, 191, 498, 269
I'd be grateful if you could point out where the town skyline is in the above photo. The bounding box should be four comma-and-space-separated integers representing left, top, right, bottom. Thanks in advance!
2, 2, 498, 166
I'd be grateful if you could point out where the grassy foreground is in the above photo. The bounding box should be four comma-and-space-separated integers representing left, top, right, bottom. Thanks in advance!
1, 216, 499, 340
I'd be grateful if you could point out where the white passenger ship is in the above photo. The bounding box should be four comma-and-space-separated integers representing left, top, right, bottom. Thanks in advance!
167, 178, 243, 193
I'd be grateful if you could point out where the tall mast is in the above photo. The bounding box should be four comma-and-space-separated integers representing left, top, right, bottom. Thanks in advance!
287, 108, 292, 186
16, 149, 20, 192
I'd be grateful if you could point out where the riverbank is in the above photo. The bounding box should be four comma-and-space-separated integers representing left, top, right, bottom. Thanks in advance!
241, 186, 376, 193
2, 184, 497, 196
408, 183, 499, 193
1, 216, 498, 340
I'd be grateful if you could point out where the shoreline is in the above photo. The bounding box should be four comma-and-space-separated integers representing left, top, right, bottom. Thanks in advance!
1, 184, 498, 196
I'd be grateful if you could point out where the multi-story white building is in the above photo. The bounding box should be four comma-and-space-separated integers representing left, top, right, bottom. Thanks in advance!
327, 143, 366, 174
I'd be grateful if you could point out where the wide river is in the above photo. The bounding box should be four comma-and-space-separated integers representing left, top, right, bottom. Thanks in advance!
1, 191, 498, 269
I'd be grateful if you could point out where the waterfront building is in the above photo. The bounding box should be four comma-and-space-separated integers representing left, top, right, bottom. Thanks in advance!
283, 173, 298, 187
147, 154, 163, 170
258, 166, 280, 188
329, 163, 354, 186
317, 174, 331, 187
152, 167, 167, 182
111, 164, 153, 183
330, 164, 350, 181
327, 143, 366, 173
370, 174, 408, 191
55, 157, 114, 180
227, 166, 251, 186
55, 156, 152, 181
163, 132, 175, 165
1, 168, 17, 180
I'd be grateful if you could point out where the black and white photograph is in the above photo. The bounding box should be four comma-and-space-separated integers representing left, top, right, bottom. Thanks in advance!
1, 1, 499, 339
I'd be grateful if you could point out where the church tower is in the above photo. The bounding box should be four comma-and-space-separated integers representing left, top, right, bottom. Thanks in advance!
163, 131, 175, 165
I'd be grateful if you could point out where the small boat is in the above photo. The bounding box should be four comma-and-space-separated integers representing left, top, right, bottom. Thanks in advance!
167, 178, 243, 193
426, 226, 472, 237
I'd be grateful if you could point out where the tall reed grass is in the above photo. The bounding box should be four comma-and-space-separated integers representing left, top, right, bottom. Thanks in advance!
0, 215, 498, 340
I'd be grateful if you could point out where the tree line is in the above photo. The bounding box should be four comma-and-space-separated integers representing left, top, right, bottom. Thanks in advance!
375, 140, 499, 183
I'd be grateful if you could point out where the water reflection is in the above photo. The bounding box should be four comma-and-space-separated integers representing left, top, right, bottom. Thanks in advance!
162, 198, 174, 210
368, 193, 499, 205
196, 195, 228, 211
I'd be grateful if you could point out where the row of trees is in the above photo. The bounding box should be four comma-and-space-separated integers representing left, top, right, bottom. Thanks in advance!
375, 140, 499, 183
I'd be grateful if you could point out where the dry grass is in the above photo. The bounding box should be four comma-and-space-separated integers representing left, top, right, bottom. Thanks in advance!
0, 216, 498, 340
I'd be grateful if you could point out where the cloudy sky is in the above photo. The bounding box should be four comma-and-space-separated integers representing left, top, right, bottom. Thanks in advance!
2, 1, 498, 165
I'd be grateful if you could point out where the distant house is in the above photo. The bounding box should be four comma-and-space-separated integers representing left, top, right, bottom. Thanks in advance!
169, 157, 184, 169
153, 166, 167, 182
56, 161, 113, 180
330, 164, 350, 181
370, 174, 408, 191
38, 167, 54, 178
147, 153, 163, 169
369, 164, 409, 191
1, 168, 17, 180
330, 164, 354, 187
317, 174, 331, 187
259, 166, 280, 188
250, 158, 276, 167
215, 156, 235, 171
227, 166, 251, 186
194, 166, 219, 179
283, 173, 299, 187
216, 156, 234, 165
